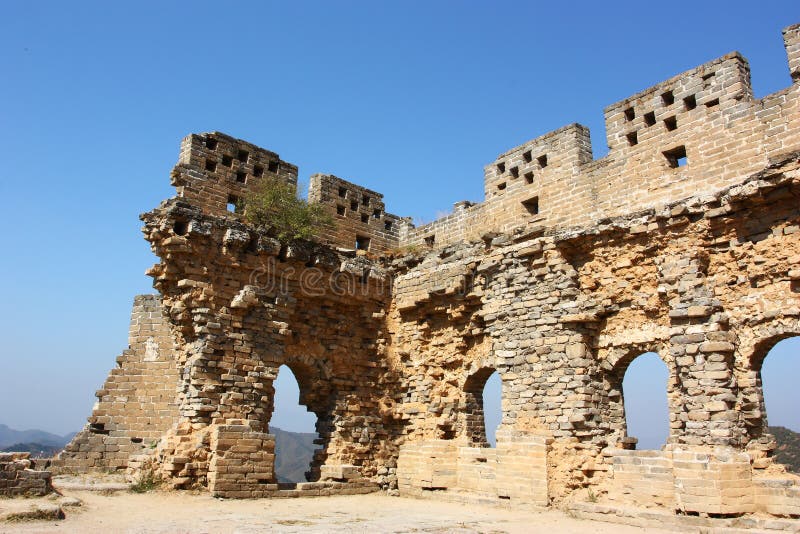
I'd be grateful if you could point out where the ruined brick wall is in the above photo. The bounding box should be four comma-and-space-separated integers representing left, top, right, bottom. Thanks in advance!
0, 453, 53, 496
59, 23, 800, 517
136, 202, 403, 495
53, 295, 179, 473
392, 152, 800, 510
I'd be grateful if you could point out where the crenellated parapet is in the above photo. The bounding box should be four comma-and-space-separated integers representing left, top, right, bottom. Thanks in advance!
171, 131, 299, 217
401, 24, 800, 249
308, 173, 412, 252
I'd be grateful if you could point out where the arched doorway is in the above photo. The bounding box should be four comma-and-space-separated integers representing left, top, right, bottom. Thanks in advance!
463, 367, 501, 447
760, 337, 799, 472
270, 364, 320, 483
482, 371, 502, 447
621, 352, 669, 450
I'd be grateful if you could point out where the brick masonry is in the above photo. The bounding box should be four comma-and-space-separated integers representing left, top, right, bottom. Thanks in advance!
52, 294, 179, 473
0, 453, 53, 497
56, 23, 800, 517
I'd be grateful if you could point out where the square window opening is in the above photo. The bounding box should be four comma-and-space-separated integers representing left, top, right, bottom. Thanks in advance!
705, 98, 719, 108
227, 194, 241, 213
524, 172, 534, 184
664, 116, 677, 131
253, 165, 264, 177
663, 145, 687, 168
268, 160, 279, 173
661, 90, 674, 106
237, 149, 249, 162
205, 159, 217, 172
361, 213, 369, 223
384, 220, 393, 231
644, 112, 656, 127
350, 200, 359, 211
496, 162, 506, 174
362, 194, 370, 205
624, 107, 635, 121
424, 235, 435, 247
626, 131, 638, 146
510, 166, 519, 178
537, 154, 548, 168
338, 186, 348, 198
236, 171, 247, 184
523, 150, 532, 163
355, 235, 371, 251
336, 205, 346, 216
222, 154, 233, 167
683, 95, 697, 110
497, 182, 507, 191
522, 197, 539, 216
205, 137, 218, 150
373, 209, 382, 219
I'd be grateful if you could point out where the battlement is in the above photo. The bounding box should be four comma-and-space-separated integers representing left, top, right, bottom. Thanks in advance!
172, 131, 299, 216
164, 24, 800, 253
483, 124, 593, 199
603, 52, 752, 152
308, 173, 411, 252
400, 24, 800, 249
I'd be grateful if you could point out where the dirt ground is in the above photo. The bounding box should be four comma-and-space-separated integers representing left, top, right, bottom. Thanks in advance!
0, 490, 674, 534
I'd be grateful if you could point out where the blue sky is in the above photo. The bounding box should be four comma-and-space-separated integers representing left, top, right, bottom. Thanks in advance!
0, 1, 797, 438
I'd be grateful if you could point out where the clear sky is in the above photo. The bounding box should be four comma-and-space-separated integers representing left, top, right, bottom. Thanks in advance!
0, 1, 797, 438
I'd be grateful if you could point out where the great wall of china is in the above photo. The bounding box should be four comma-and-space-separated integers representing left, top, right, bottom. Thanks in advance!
26, 22, 800, 520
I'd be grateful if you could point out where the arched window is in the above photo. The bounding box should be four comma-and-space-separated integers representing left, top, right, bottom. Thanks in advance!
622, 352, 669, 450
464, 367, 501, 447
482, 371, 502, 447
761, 337, 799, 471
270, 364, 319, 483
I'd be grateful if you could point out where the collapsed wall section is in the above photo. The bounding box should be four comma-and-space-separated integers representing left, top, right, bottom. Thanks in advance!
53, 295, 179, 473
0, 453, 53, 496
136, 200, 404, 496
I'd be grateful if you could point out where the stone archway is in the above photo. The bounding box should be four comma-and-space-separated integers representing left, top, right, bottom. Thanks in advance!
267, 355, 335, 482
463, 366, 500, 446
601, 343, 673, 448
734, 318, 800, 459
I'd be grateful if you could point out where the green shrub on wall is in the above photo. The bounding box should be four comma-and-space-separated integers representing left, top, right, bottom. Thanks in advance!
242, 177, 333, 244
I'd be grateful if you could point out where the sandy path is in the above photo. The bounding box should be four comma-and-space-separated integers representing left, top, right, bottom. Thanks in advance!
0, 491, 675, 534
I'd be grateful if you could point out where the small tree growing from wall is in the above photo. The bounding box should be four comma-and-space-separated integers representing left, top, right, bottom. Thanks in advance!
242, 177, 334, 244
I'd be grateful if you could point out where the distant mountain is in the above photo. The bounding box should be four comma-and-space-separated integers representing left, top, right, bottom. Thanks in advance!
770, 426, 800, 473
1, 442, 64, 458
270, 425, 318, 483
0, 424, 73, 450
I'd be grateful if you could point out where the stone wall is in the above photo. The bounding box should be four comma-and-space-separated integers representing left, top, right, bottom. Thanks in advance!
402, 28, 800, 248
172, 131, 299, 217
53, 295, 179, 473
396, 431, 550, 505
58, 22, 800, 519
308, 173, 411, 253
0, 453, 53, 496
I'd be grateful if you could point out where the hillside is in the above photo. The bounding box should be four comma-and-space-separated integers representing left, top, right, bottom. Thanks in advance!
0, 442, 64, 458
0, 424, 73, 450
770, 426, 800, 473
269, 425, 318, 483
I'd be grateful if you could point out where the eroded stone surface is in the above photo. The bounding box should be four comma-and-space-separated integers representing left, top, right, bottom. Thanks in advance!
56, 23, 800, 518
